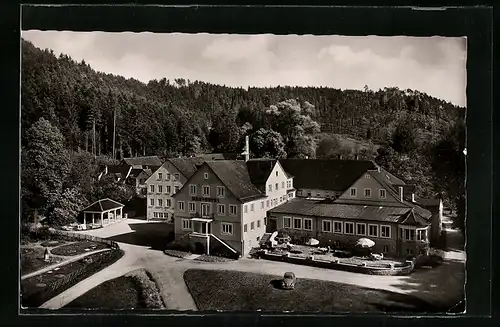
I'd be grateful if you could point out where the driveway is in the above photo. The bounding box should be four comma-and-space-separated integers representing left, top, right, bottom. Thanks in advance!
42, 219, 466, 311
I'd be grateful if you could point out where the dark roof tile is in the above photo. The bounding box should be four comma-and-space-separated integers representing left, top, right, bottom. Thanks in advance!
122, 156, 162, 167
168, 157, 206, 179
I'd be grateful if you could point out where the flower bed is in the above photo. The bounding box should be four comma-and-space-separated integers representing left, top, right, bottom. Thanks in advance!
50, 241, 109, 256
194, 255, 235, 263
21, 249, 125, 308
164, 249, 191, 259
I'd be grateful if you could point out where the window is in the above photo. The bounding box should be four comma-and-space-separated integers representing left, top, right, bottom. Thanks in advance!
229, 205, 237, 216
417, 229, 427, 241
158, 173, 163, 180
316, 191, 321, 197
287, 180, 291, 189
364, 188, 372, 198
276, 171, 278, 176
158, 199, 163, 207
406, 248, 414, 255
379, 189, 386, 199
158, 185, 163, 193
202, 185, 210, 197
356, 223, 367, 236
275, 183, 278, 190
150, 198, 154, 206
266, 200, 270, 208
221, 223, 233, 235
383, 245, 389, 253
174, 186, 179, 194
182, 219, 192, 230
401, 228, 415, 241
174, 173, 180, 181
244, 224, 248, 233
350, 188, 357, 197
153, 212, 158, 218
381, 225, 391, 238
204, 172, 209, 179
251, 222, 255, 230
279, 196, 282, 202
293, 217, 302, 229
344, 222, 354, 235
365, 173, 371, 179
322, 220, 332, 232
166, 173, 171, 181
217, 186, 225, 197
166, 186, 171, 194
201, 203, 211, 217
189, 185, 197, 195
166, 199, 171, 207
268, 184, 272, 192
303, 218, 313, 231
283, 217, 291, 228
150, 185, 155, 193
244, 205, 248, 214
257, 220, 261, 228
177, 201, 185, 211
282, 182, 285, 189
218, 204, 225, 215
188, 202, 196, 213
250, 203, 254, 212
333, 221, 343, 233
261, 201, 264, 209
308, 192, 312, 197
368, 224, 379, 237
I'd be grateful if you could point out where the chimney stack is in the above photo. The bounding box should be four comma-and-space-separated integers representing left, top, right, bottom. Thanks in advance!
398, 186, 404, 202
242, 135, 250, 162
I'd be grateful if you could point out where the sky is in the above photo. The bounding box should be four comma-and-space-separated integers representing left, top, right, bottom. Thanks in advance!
21, 31, 467, 107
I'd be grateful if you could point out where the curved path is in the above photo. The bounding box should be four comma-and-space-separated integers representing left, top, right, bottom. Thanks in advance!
39, 219, 466, 311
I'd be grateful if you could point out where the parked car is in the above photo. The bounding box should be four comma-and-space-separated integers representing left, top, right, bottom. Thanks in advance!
281, 272, 296, 290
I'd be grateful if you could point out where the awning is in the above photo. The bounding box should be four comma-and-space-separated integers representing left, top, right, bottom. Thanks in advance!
191, 218, 214, 223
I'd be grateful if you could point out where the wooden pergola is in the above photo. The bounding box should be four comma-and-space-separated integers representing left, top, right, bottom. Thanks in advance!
82, 198, 125, 228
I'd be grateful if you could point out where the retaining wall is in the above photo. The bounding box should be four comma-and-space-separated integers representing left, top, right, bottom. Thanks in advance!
257, 251, 414, 276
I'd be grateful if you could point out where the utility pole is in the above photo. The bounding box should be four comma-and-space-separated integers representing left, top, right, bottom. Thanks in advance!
112, 108, 116, 160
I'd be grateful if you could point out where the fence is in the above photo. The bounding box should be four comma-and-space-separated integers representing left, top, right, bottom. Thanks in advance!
48, 228, 120, 249
257, 251, 414, 276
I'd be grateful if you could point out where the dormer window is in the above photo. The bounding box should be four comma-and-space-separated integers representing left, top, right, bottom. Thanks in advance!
365, 173, 371, 178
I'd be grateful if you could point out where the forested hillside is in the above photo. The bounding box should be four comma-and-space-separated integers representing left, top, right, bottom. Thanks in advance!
20, 39, 465, 229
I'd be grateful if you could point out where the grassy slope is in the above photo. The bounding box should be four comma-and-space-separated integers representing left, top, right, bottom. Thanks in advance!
184, 269, 442, 313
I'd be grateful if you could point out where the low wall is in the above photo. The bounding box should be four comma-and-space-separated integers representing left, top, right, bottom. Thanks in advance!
257, 251, 414, 276
48, 229, 121, 250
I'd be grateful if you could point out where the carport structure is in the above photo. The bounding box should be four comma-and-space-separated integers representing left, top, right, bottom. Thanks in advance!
82, 198, 125, 228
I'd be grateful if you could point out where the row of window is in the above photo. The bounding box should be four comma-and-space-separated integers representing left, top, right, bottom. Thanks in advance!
177, 201, 238, 216
189, 185, 225, 197
152, 212, 168, 219
156, 172, 180, 181
283, 216, 392, 239
267, 179, 292, 193
181, 219, 234, 235
243, 218, 265, 233
150, 198, 172, 207
400, 227, 428, 242
243, 194, 293, 214
349, 187, 386, 199
149, 185, 180, 194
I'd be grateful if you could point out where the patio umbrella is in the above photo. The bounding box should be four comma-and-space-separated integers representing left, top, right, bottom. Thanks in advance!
356, 238, 375, 248
306, 238, 320, 246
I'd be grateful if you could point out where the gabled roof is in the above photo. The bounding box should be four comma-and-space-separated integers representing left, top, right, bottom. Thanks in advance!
107, 165, 132, 178
397, 208, 429, 226
205, 160, 266, 202
122, 156, 162, 167
278, 159, 377, 192
269, 198, 426, 224
137, 169, 152, 178
82, 198, 124, 213
168, 157, 206, 179
246, 158, 278, 188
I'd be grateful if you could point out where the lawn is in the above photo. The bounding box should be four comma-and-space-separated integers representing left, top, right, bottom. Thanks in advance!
21, 248, 64, 276
184, 269, 441, 313
65, 269, 164, 309
21, 249, 124, 308
50, 241, 109, 256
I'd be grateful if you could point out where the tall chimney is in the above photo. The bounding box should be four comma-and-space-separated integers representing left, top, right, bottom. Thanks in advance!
398, 186, 404, 202
242, 135, 250, 162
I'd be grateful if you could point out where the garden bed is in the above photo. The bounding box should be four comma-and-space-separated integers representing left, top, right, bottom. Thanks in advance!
21, 248, 65, 276
184, 269, 440, 313
21, 249, 124, 308
194, 255, 235, 263
65, 269, 164, 309
164, 249, 191, 259
50, 241, 109, 256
